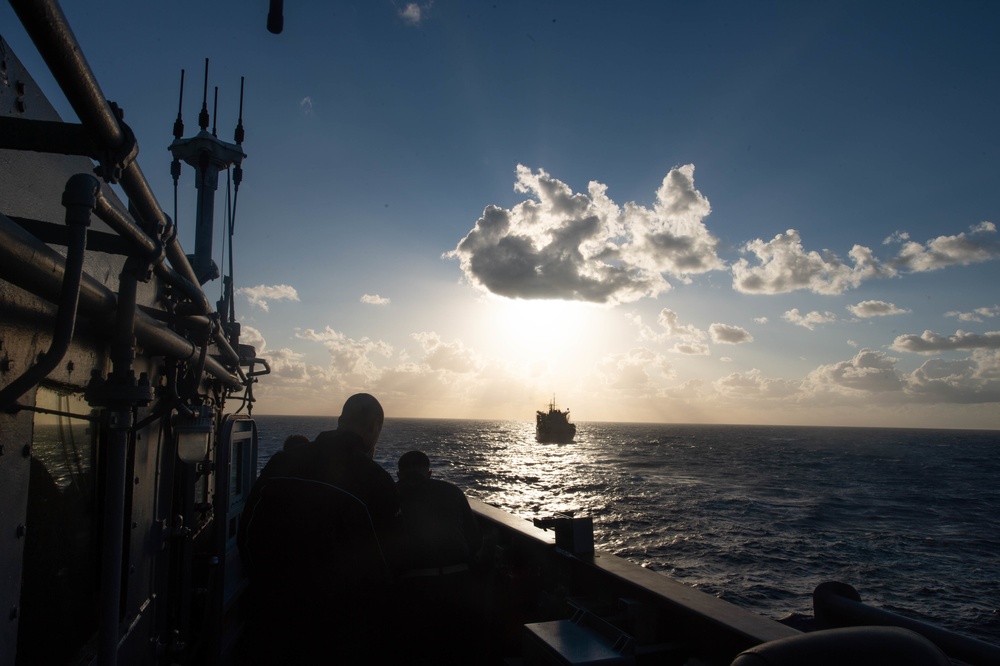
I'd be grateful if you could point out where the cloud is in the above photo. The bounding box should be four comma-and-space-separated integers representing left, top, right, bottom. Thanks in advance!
804, 349, 904, 394
891, 222, 999, 272
629, 309, 710, 353
300, 97, 313, 115
411, 332, 479, 373
447, 164, 723, 305
946, 305, 1000, 322
783, 308, 837, 330
905, 350, 1000, 403
597, 348, 673, 390
847, 300, 910, 318
883, 231, 910, 245
361, 294, 391, 305
238, 284, 300, 311
709, 323, 753, 344
714, 369, 800, 398
240, 324, 266, 352
297, 326, 393, 378
753, 316, 769, 325
399, 2, 431, 26
890, 329, 1000, 354
732, 229, 885, 295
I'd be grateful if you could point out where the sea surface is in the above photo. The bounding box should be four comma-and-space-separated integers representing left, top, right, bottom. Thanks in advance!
252, 416, 1000, 645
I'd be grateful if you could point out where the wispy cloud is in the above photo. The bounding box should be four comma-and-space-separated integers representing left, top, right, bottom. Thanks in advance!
300, 96, 314, 115
238, 284, 300, 311
399, 2, 432, 26
847, 300, 909, 318
945, 305, 1000, 322
447, 164, 723, 305
361, 294, 391, 305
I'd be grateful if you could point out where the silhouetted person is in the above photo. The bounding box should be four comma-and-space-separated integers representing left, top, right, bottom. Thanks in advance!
282, 433, 310, 451
238, 393, 400, 665
395, 450, 482, 664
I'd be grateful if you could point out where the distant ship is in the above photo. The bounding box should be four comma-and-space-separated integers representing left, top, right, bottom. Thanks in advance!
536, 397, 577, 442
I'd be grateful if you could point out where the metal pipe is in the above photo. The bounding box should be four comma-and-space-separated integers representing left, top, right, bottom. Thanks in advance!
97, 255, 144, 666
10, 0, 218, 312
0, 213, 242, 390
0, 174, 96, 411
814, 582, 1000, 666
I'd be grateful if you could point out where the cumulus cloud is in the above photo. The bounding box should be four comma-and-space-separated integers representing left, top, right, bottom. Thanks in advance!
411, 332, 479, 373
890, 329, 1000, 354
297, 326, 393, 378
709, 323, 753, 344
946, 305, 1000, 322
361, 294, 391, 305
883, 231, 910, 245
847, 300, 910, 318
447, 164, 723, 305
783, 308, 838, 330
597, 348, 673, 390
891, 222, 999, 272
300, 97, 313, 115
732, 230, 886, 295
753, 316, 769, 325
629, 309, 710, 355
905, 350, 1000, 403
238, 284, 300, 311
240, 324, 266, 352
805, 349, 904, 393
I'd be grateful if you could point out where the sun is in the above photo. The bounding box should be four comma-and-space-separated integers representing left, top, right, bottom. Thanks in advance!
481, 297, 612, 372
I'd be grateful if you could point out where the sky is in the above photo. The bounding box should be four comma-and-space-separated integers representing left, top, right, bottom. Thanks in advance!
3, 1, 999, 428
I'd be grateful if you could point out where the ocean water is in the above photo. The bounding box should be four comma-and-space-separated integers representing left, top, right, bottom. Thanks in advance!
251, 416, 1000, 645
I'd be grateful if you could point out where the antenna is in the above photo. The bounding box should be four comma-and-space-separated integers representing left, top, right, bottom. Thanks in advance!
173, 69, 185, 140
212, 86, 219, 137
234, 76, 245, 145
198, 58, 209, 131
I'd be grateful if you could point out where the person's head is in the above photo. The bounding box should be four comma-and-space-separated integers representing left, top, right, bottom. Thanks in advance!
336, 393, 384, 458
397, 450, 431, 482
282, 434, 310, 452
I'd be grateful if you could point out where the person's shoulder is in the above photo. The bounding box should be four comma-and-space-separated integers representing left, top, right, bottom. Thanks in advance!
429, 477, 466, 495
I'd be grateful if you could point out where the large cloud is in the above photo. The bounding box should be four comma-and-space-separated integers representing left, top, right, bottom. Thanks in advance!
447, 164, 723, 304
891, 329, 1000, 354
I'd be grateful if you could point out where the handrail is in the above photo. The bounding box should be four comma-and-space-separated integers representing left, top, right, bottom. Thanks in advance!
813, 581, 1000, 666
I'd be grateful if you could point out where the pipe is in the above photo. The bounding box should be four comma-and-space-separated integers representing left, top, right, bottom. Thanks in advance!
0, 174, 96, 411
0, 213, 242, 390
10, 0, 217, 312
97, 255, 145, 666
813, 582, 1000, 666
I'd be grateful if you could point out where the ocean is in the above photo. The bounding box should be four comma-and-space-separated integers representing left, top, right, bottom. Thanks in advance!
252, 415, 1000, 645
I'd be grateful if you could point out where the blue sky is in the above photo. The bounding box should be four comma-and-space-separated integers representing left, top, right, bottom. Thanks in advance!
3, 1, 998, 427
